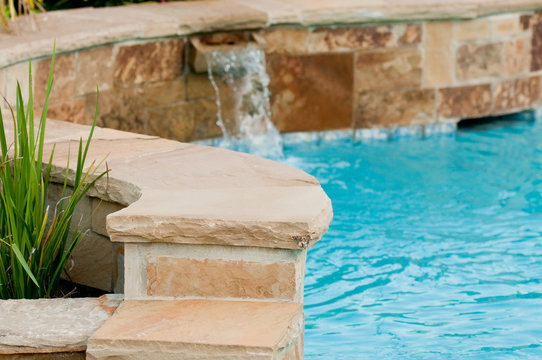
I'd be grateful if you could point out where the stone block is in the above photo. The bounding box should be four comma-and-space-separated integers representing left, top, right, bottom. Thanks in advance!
141, 78, 186, 107
355, 89, 435, 128
355, 48, 422, 92
0, 295, 121, 355
438, 84, 492, 119
113, 244, 125, 294
489, 14, 522, 37
455, 18, 489, 41
494, 77, 540, 113
87, 299, 303, 360
75, 46, 114, 96
423, 21, 454, 87
47, 183, 92, 232
520, 14, 532, 31
91, 198, 125, 237
256, 27, 310, 54
456, 42, 502, 80
146, 102, 196, 142
307, 25, 394, 52
504, 37, 531, 76
66, 231, 114, 291
124, 243, 306, 302
114, 39, 185, 86
186, 73, 215, 100
4, 61, 34, 107
398, 24, 422, 45
531, 21, 542, 71
268, 53, 353, 132
35, 53, 76, 107
146, 256, 297, 301
45, 98, 86, 124
84, 87, 147, 134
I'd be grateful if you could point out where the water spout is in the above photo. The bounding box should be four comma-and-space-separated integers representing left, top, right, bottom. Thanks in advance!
205, 45, 284, 159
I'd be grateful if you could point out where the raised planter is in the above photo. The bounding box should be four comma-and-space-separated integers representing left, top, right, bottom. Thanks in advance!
0, 118, 332, 359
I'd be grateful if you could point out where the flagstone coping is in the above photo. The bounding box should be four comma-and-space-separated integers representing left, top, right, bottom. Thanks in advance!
1, 118, 333, 249
0, 295, 123, 354
1, 0, 542, 68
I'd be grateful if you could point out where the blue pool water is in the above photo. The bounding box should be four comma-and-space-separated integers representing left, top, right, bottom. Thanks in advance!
282, 114, 542, 359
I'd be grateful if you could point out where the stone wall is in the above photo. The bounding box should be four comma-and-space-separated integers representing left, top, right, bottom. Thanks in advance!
47, 183, 125, 293
2, 9, 542, 143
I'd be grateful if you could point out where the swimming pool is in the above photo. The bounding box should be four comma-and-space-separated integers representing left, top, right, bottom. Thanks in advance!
282, 113, 542, 359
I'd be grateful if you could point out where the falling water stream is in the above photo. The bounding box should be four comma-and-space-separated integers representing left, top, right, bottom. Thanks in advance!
205, 45, 283, 159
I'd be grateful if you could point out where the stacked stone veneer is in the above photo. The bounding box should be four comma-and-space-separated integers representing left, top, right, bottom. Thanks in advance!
3, 10, 542, 143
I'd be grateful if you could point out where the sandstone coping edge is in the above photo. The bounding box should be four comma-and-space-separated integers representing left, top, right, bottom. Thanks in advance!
17, 118, 333, 250
2, 0, 542, 68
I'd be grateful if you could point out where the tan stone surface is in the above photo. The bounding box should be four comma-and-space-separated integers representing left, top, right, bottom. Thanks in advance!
398, 24, 422, 45
3, 118, 332, 249
35, 54, 76, 107
307, 25, 394, 52
46, 98, 86, 124
141, 78, 186, 107
91, 198, 125, 237
2, 1, 542, 68
493, 77, 540, 113
87, 299, 303, 359
114, 39, 184, 86
0, 352, 85, 359
424, 22, 454, 88
355, 48, 422, 92
268, 53, 353, 132
4, 62, 34, 107
438, 84, 492, 119
355, 89, 435, 128
75, 46, 114, 96
456, 42, 502, 80
256, 27, 310, 55
489, 13, 522, 37
0, 295, 122, 354
455, 18, 489, 40
146, 256, 297, 300
531, 19, 542, 71
504, 37, 531, 76
66, 232, 114, 292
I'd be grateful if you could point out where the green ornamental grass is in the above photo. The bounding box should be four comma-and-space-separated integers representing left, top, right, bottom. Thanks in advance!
0, 50, 108, 299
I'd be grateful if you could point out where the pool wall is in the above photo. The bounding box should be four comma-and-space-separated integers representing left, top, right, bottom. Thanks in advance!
2, 2, 542, 142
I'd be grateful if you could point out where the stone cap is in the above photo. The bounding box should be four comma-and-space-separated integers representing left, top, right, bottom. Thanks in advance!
5, 119, 333, 249
0, 294, 122, 354
87, 299, 303, 358
1, 0, 542, 67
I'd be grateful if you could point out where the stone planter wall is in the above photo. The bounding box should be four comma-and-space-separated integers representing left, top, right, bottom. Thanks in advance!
2, 2, 542, 144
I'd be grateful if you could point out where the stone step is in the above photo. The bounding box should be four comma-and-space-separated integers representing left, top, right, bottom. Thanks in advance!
86, 299, 304, 360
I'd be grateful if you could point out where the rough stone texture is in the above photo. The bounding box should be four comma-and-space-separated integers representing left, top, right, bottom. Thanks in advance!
423, 21, 454, 87
489, 13, 522, 36
268, 53, 353, 132
35, 54, 76, 106
66, 232, 114, 292
256, 27, 309, 54
398, 24, 422, 45
455, 18, 489, 40
45, 98, 86, 124
4, 62, 34, 107
91, 198, 125, 237
0, 295, 122, 354
354, 48, 422, 92
0, 352, 85, 359
531, 18, 542, 71
493, 77, 540, 113
456, 42, 502, 80
141, 78, 186, 107
504, 37, 531, 76
87, 299, 303, 360
355, 89, 435, 128
307, 25, 394, 52
438, 84, 492, 119
75, 46, 114, 96
146, 102, 198, 142
114, 39, 185, 86
146, 256, 297, 300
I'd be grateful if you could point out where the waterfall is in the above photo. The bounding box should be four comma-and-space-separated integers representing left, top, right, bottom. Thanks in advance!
205, 45, 284, 159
